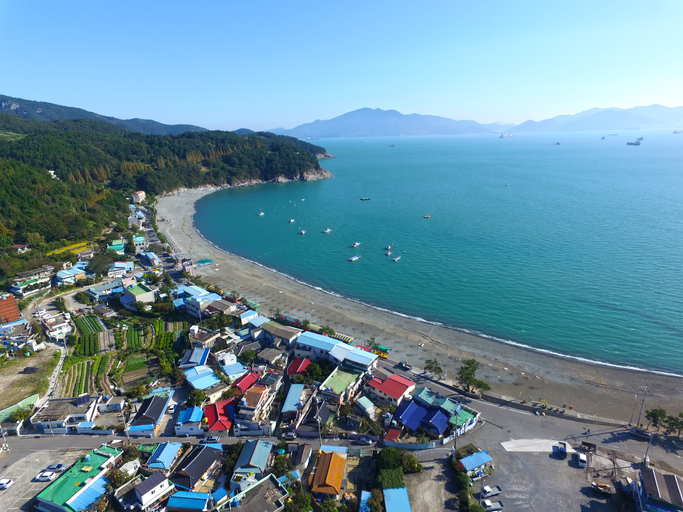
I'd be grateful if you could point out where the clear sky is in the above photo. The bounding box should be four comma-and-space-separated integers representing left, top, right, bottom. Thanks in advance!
1, 1, 682, 130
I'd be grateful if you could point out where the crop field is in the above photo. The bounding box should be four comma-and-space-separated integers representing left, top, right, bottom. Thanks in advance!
125, 356, 148, 373
127, 325, 143, 351
75, 333, 99, 356
74, 316, 104, 335
150, 332, 176, 351
66, 360, 92, 396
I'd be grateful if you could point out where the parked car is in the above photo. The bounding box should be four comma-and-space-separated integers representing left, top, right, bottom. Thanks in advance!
201, 436, 220, 444
578, 453, 587, 468
167, 404, 176, 414
0, 478, 13, 490
282, 432, 297, 440
482, 485, 503, 498
46, 464, 67, 472
630, 428, 652, 440
355, 436, 373, 446
37, 471, 56, 482
398, 361, 412, 371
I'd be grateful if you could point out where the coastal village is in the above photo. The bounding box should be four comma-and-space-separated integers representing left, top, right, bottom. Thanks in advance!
0, 192, 682, 512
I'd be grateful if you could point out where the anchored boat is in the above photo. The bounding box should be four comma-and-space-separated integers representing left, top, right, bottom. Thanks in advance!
349, 255, 361, 262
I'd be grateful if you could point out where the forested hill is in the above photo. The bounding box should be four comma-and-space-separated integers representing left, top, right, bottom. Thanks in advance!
0, 114, 330, 282
1, 94, 208, 135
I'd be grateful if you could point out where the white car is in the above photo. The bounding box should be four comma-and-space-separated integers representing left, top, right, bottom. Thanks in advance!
37, 471, 56, 482
0, 478, 13, 490
578, 453, 587, 468
167, 404, 176, 414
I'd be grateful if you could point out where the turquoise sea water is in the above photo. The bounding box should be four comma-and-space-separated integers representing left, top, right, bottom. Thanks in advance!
194, 132, 683, 374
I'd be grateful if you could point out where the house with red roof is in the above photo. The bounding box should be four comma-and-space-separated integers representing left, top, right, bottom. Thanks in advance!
287, 358, 311, 377
232, 372, 260, 394
203, 397, 238, 435
367, 374, 416, 406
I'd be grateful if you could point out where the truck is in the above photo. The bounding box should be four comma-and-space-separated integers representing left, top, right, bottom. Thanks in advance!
481, 486, 503, 498
483, 500, 504, 511
399, 361, 412, 371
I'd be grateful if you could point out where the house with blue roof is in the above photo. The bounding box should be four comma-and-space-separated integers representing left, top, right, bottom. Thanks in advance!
147, 442, 183, 470
179, 347, 211, 369
142, 251, 160, 267
394, 400, 430, 432
239, 310, 258, 326
383, 488, 412, 512
420, 408, 450, 438
185, 365, 221, 391
231, 440, 274, 491
54, 261, 89, 286
167, 490, 211, 511
459, 451, 494, 477
218, 352, 247, 382
185, 291, 223, 319
175, 406, 204, 436
282, 384, 306, 419
294, 331, 378, 371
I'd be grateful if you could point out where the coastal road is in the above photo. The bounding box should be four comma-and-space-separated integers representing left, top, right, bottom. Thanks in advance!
377, 359, 683, 472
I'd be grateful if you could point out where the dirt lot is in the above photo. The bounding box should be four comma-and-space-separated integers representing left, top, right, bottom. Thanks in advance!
405, 459, 461, 511
0, 345, 59, 411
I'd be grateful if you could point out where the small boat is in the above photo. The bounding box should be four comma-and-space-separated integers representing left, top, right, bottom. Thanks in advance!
386, 250, 392, 256
591, 482, 611, 495
289, 219, 295, 223
258, 212, 264, 216
609, 133, 617, 136
385, 244, 392, 250
351, 242, 360, 247
674, 130, 681, 134
323, 228, 332, 233
301, 199, 305, 201
555, 142, 561, 145
360, 197, 371, 201
627, 140, 641, 146
601, 136, 605, 140
637, 137, 643, 141
424, 215, 431, 219
349, 255, 361, 262
389, 144, 395, 147
393, 256, 401, 262
499, 134, 514, 138
299, 230, 306, 235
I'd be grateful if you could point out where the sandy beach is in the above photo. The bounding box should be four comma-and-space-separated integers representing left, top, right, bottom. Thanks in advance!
157, 187, 683, 423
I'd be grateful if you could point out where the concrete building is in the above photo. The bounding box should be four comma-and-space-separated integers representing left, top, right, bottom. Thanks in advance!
133, 472, 175, 511
319, 367, 364, 405
30, 395, 101, 434
293, 331, 378, 372
175, 406, 205, 436
230, 440, 273, 492
10, 275, 52, 297
133, 235, 147, 254
367, 374, 416, 406
122, 283, 155, 305
132, 190, 146, 203
35, 446, 122, 512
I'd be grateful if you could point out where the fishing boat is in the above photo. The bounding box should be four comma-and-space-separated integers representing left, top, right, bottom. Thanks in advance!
349, 255, 361, 262
393, 256, 401, 262
675, 130, 681, 134
601, 136, 605, 139
609, 133, 617, 136
323, 228, 332, 233
299, 230, 306, 235
591, 482, 611, 495
352, 242, 360, 247
499, 134, 514, 138
385, 244, 392, 250
627, 140, 641, 146
637, 137, 643, 141
289, 219, 295, 223
389, 144, 395, 147
258, 212, 264, 216
424, 215, 431, 219
360, 197, 371, 201
386, 250, 392, 256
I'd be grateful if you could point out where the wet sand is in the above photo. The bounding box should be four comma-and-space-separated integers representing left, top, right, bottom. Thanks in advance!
157, 187, 683, 423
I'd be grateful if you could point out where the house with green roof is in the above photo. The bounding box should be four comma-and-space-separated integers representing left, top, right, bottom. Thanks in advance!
121, 283, 155, 310
319, 367, 363, 405
35, 445, 122, 512
107, 238, 125, 255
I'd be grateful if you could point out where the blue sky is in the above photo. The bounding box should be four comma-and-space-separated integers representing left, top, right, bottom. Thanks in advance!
1, 1, 682, 130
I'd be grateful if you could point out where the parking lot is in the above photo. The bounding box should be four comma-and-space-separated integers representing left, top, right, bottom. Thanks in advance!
0, 448, 84, 511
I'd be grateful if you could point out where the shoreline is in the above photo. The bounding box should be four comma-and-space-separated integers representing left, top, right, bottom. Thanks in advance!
157, 186, 683, 423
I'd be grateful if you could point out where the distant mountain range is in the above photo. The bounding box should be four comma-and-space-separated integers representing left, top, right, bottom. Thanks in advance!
273, 105, 683, 138
0, 94, 207, 135
272, 108, 512, 138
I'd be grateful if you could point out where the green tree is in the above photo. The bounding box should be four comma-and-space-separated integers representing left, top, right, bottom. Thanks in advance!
367, 488, 384, 512
401, 451, 424, 474
424, 358, 443, 378
122, 444, 140, 463
127, 381, 146, 400
283, 479, 312, 512
319, 499, 339, 512
271, 454, 293, 477
645, 408, 668, 430
221, 387, 238, 400
105, 468, 130, 491
187, 389, 207, 407
10, 405, 33, 422
320, 325, 335, 336
240, 350, 256, 365
377, 468, 405, 489
305, 363, 322, 382
457, 359, 491, 393
222, 441, 244, 475
377, 447, 403, 471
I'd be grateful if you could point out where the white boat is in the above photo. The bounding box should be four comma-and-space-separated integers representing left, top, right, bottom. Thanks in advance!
386, 250, 392, 256
352, 242, 360, 247
289, 219, 295, 223
299, 230, 306, 235
385, 244, 392, 250
393, 256, 401, 261
323, 228, 332, 233
258, 212, 264, 216
349, 255, 361, 262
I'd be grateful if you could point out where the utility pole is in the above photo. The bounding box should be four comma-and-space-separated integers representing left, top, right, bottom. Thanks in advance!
637, 386, 648, 428
630, 394, 638, 426
644, 433, 654, 467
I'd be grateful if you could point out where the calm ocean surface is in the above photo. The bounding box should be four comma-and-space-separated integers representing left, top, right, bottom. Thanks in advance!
194, 132, 683, 374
